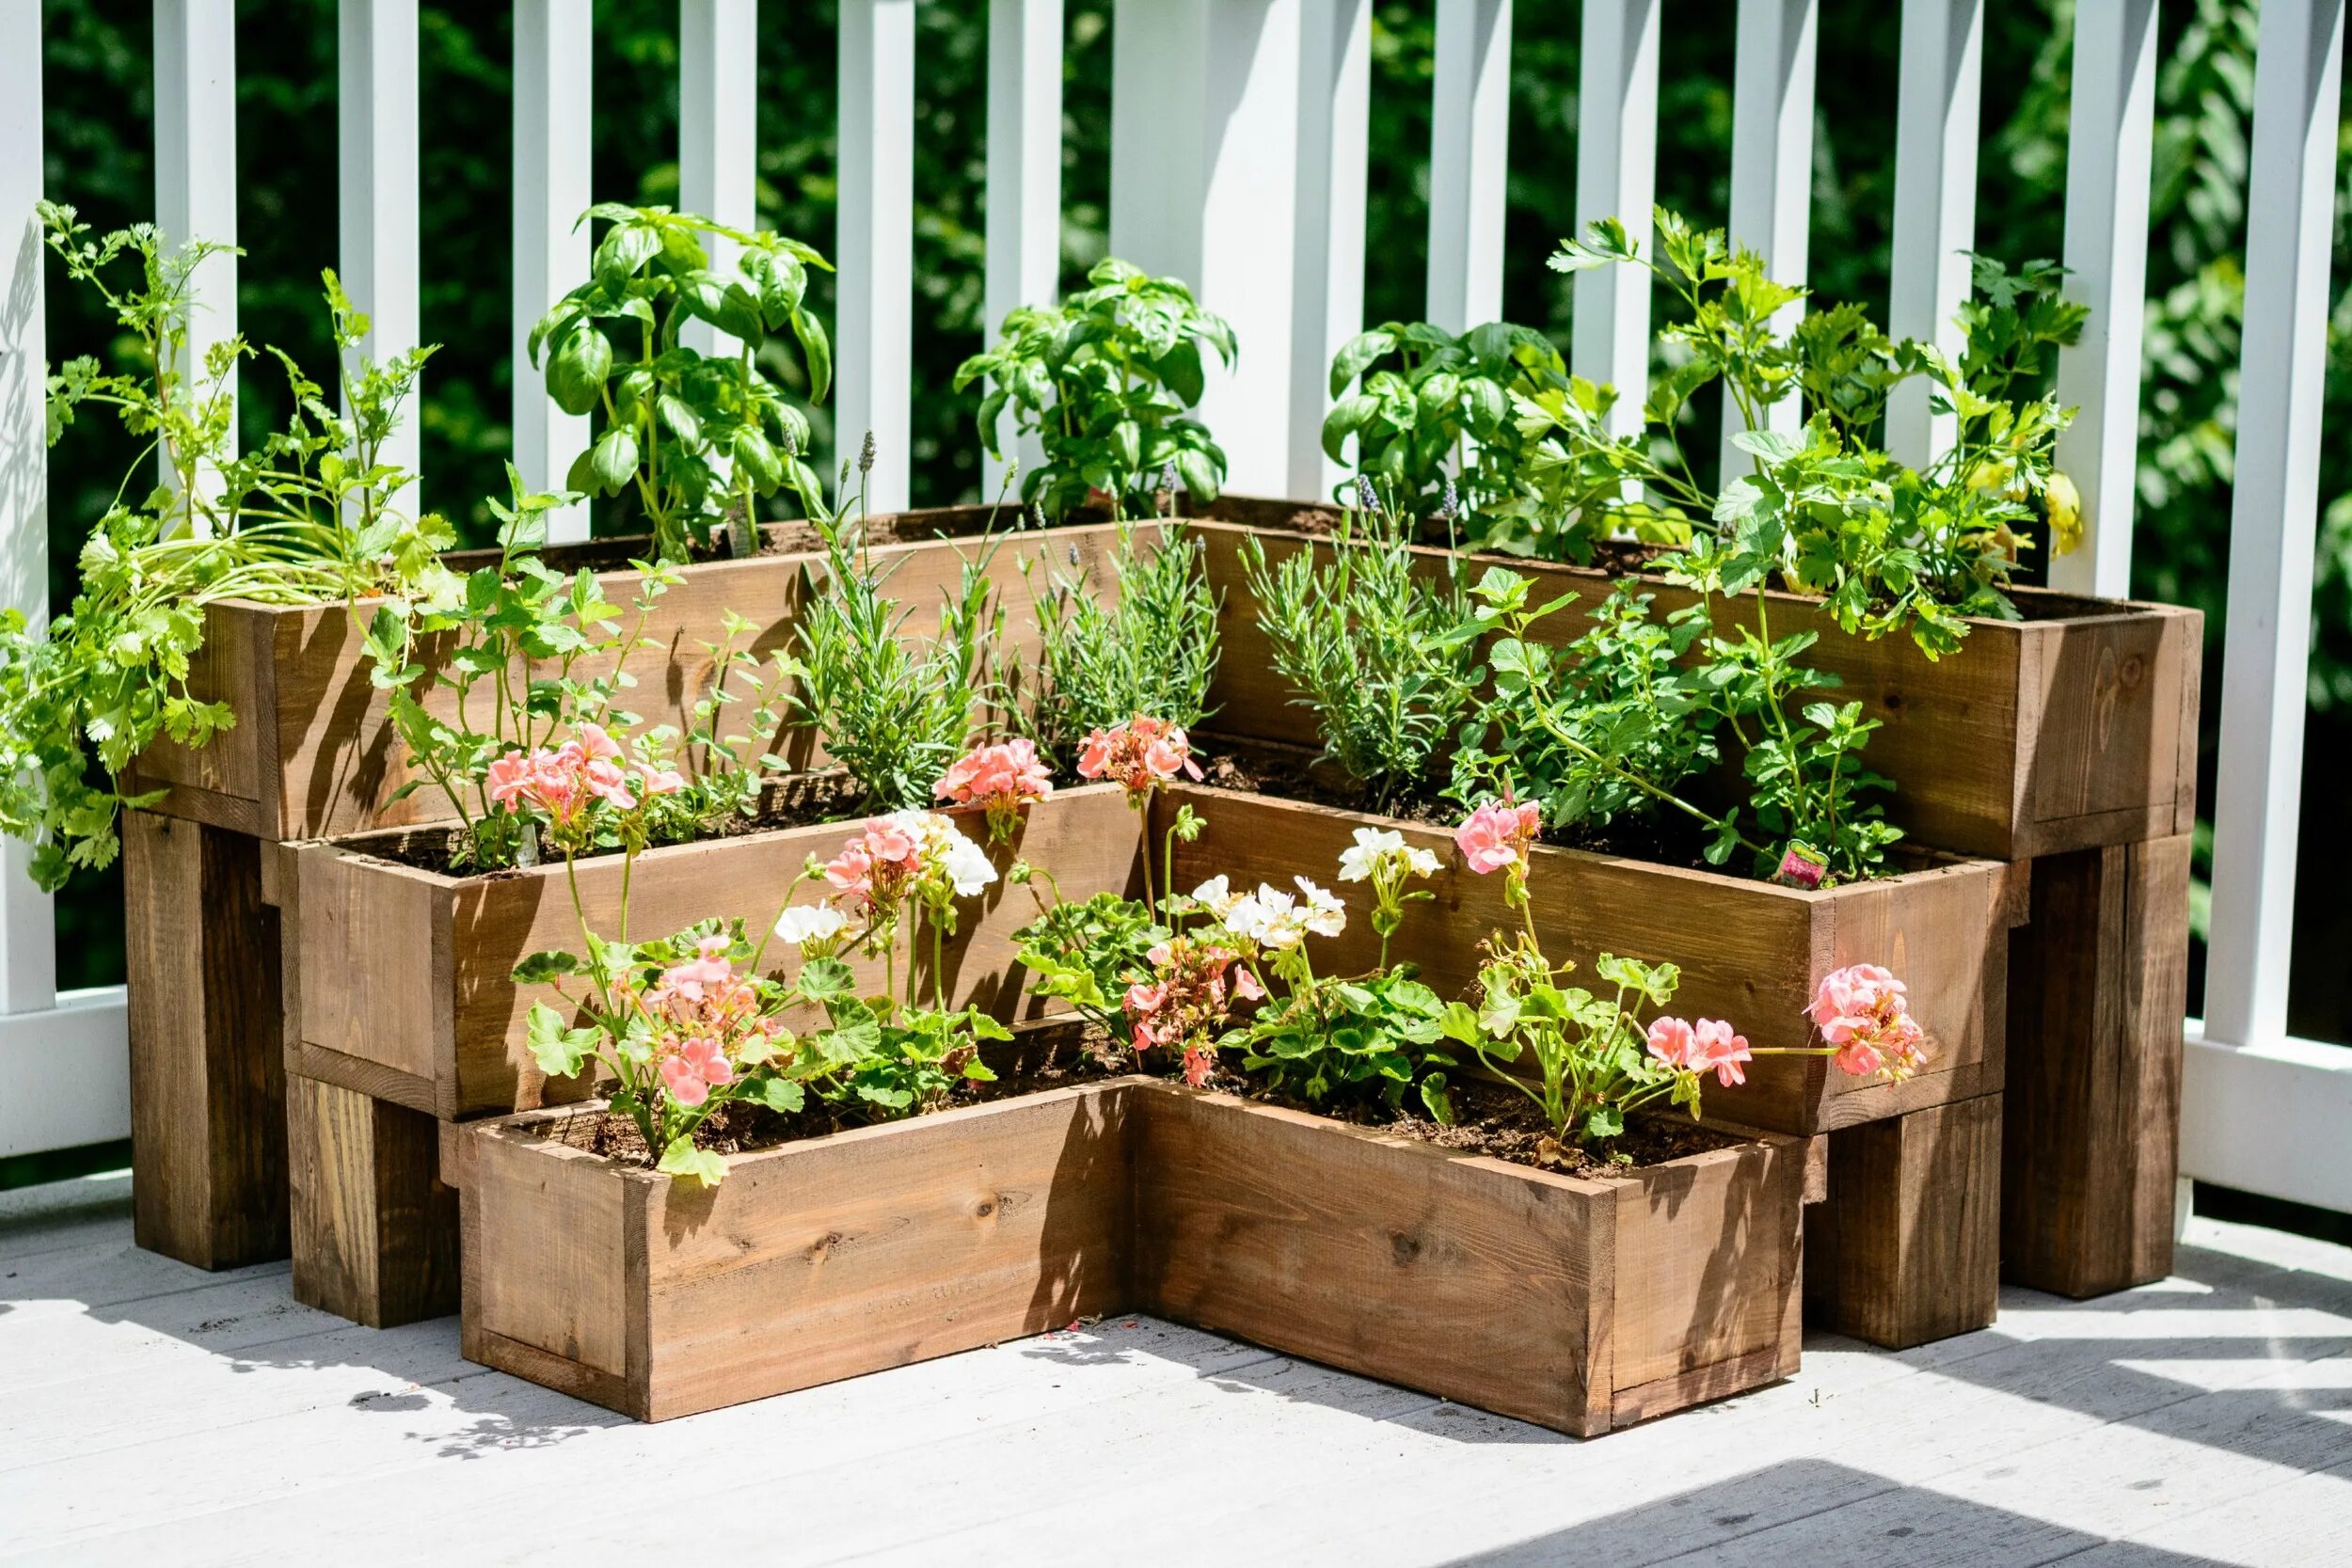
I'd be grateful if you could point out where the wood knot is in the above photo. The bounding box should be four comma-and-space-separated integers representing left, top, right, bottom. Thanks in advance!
1391, 1231, 1422, 1264
972, 1196, 999, 1220
2118, 653, 2147, 689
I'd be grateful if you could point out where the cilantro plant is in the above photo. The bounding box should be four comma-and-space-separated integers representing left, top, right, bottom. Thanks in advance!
1242, 483, 1482, 811
531, 204, 834, 558
0, 205, 450, 887
1321, 319, 1587, 557
1018, 518, 1221, 767
954, 259, 1236, 518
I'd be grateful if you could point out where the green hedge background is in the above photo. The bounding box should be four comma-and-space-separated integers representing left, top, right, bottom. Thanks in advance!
33, 0, 2352, 1042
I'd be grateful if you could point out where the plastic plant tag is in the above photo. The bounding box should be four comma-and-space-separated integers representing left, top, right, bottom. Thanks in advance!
1773, 842, 1828, 890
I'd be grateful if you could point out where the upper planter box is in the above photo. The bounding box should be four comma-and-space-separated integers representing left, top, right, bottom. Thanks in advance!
286, 784, 1143, 1120
1189, 520, 2201, 863
127, 499, 1333, 844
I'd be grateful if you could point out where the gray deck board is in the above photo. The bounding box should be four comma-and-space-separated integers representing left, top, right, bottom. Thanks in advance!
2, 1173, 2348, 1566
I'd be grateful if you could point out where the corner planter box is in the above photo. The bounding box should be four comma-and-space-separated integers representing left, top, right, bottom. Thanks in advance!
458, 1077, 1813, 1432
1188, 521, 2201, 863
1156, 783, 2022, 1137
288, 783, 1145, 1120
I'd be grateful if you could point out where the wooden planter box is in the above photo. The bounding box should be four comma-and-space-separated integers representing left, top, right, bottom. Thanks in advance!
1156, 784, 2023, 1137
1190, 521, 2201, 863
286, 783, 1146, 1120
127, 499, 1335, 844
457, 1077, 1813, 1432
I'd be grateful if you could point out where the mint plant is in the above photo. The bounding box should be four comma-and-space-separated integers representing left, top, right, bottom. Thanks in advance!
0, 206, 451, 887
1243, 483, 1481, 811
1018, 519, 1221, 766
954, 259, 1236, 518
531, 204, 834, 558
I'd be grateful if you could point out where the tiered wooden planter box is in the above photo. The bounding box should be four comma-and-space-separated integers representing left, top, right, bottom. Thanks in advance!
280, 782, 1143, 1325
125, 495, 2198, 1350
455, 1076, 1818, 1433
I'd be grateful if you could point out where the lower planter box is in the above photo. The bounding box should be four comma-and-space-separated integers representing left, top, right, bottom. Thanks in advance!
456, 1077, 1816, 1433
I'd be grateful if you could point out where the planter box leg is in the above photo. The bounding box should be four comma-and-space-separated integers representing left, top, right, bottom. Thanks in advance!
2001, 835, 2192, 1298
288, 1074, 457, 1327
1804, 1093, 2002, 1349
124, 812, 289, 1269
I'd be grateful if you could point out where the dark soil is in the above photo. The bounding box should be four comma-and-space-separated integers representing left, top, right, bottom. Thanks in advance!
356, 769, 872, 876
535, 1021, 1132, 1167
1194, 739, 1718, 872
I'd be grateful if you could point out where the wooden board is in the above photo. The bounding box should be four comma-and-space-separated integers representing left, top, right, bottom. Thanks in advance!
1189, 519, 2202, 863
461, 1079, 1804, 1433
122, 811, 288, 1271
1804, 1090, 2003, 1349
1157, 783, 2016, 1135
292, 784, 1147, 1119
286, 1074, 458, 1329
2001, 833, 2193, 1298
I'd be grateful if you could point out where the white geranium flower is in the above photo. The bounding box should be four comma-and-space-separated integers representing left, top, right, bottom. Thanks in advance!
937, 829, 999, 897
1338, 827, 1406, 883
1192, 874, 1244, 920
1403, 844, 1441, 878
1294, 877, 1346, 938
773, 901, 849, 947
1225, 883, 1292, 945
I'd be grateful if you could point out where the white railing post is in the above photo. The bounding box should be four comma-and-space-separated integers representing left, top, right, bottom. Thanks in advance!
1884, 0, 1981, 467
1572, 0, 1659, 436
1289, 0, 1369, 500
1, 0, 56, 1016
338, 0, 421, 497
1721, 0, 1816, 480
514, 0, 593, 540
152, 0, 238, 528
2204, 0, 2345, 1052
1424, 0, 1508, 334
1110, 0, 1301, 497
2047, 0, 2158, 599
983, 0, 1064, 484
680, 0, 757, 364
0, 0, 131, 1161
837, 0, 914, 512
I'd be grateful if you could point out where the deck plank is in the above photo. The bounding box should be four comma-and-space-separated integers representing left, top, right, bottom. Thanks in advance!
3, 1181, 2350, 1567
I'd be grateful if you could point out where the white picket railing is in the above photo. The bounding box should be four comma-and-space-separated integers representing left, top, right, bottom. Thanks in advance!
1, 0, 2346, 1215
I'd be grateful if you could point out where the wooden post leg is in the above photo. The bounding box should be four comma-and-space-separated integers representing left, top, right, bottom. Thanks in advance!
124, 811, 288, 1269
2001, 835, 2192, 1298
1804, 1093, 2003, 1350
287, 1075, 458, 1327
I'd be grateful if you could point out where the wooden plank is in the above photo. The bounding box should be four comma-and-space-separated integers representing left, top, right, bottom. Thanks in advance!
123, 812, 287, 1271
1804, 1090, 2001, 1349
464, 1117, 628, 1372
294, 843, 449, 1094
286, 1073, 456, 1328
2002, 832, 2191, 1297
1136, 1085, 1617, 1435
1162, 782, 2008, 1135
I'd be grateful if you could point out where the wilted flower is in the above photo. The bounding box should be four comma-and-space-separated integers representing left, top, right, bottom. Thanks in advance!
1124, 936, 1262, 1086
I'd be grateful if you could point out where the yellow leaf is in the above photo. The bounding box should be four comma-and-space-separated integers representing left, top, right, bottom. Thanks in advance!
2046, 470, 2083, 555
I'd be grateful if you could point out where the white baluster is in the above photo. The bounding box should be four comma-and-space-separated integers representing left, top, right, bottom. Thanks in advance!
514, 0, 594, 539
1884, 0, 1982, 467
1290, 0, 1369, 501
339, 0, 422, 499
1721, 0, 1816, 482
153, 0, 239, 531
1425, 0, 1509, 334
1572, 0, 1659, 437
680, 0, 758, 362
984, 0, 1065, 484
838, 0, 914, 512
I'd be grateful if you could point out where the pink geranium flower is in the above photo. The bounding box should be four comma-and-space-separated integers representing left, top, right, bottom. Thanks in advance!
1689, 1018, 1753, 1087
1077, 715, 1203, 803
935, 738, 1055, 842
1810, 963, 1928, 1083
1124, 935, 1253, 1085
1645, 1015, 1696, 1069
1455, 798, 1542, 877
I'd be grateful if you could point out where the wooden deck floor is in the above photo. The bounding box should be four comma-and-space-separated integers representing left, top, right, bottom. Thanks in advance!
3, 1173, 2349, 1566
